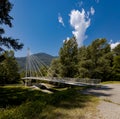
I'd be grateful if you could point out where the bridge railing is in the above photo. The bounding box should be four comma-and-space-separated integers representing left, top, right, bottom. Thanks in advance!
22, 76, 101, 85
46, 77, 101, 84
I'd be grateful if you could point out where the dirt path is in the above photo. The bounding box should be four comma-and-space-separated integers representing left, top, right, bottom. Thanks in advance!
83, 84, 120, 119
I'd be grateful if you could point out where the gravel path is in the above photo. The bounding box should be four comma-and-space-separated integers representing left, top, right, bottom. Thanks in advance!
83, 84, 120, 119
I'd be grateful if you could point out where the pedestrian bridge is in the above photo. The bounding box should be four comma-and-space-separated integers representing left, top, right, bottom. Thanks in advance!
22, 49, 101, 86
22, 76, 101, 86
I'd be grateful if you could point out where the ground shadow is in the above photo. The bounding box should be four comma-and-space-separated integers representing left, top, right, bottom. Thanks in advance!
0, 85, 98, 119
0, 85, 94, 109
81, 85, 113, 97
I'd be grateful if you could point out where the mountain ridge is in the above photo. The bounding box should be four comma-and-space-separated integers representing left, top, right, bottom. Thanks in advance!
16, 52, 57, 71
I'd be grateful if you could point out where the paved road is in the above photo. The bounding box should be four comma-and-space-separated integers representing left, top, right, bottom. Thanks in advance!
83, 84, 120, 119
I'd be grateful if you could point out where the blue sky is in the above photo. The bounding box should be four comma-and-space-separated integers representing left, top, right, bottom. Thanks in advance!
4, 0, 120, 57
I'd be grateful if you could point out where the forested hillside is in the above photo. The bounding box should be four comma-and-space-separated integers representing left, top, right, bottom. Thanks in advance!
16, 53, 56, 71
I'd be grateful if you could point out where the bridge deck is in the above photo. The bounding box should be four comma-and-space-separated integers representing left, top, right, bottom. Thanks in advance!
22, 77, 101, 86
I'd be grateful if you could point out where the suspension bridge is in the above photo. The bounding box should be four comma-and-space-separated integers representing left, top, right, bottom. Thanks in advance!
22, 49, 101, 86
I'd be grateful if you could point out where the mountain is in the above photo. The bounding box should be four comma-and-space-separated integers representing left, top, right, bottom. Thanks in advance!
16, 53, 57, 71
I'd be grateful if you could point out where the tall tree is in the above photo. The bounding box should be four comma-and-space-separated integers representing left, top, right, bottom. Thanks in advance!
59, 37, 78, 77
0, 0, 23, 61
78, 38, 112, 81
112, 44, 120, 80
112, 56, 120, 80
0, 51, 20, 84
90, 39, 110, 66
89, 39, 111, 79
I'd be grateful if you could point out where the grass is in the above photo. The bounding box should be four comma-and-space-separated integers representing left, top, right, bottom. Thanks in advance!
101, 81, 120, 84
0, 84, 98, 119
103, 98, 120, 105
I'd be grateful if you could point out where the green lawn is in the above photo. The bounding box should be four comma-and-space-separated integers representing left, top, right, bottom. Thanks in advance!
101, 81, 120, 84
0, 85, 98, 119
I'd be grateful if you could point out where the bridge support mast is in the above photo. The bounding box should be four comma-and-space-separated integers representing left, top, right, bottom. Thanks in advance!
25, 48, 31, 86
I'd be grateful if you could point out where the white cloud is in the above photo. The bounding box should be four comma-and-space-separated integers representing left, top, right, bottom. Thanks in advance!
109, 39, 113, 44
69, 8, 91, 46
63, 40, 65, 43
67, 37, 70, 40
63, 37, 70, 43
90, 7, 95, 15
110, 41, 120, 50
58, 14, 65, 27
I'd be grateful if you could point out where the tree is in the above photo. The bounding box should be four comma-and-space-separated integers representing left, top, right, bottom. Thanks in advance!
59, 37, 78, 77
0, 51, 20, 84
90, 39, 110, 67
88, 39, 111, 79
0, 0, 23, 61
49, 58, 61, 77
78, 46, 88, 61
50, 38, 119, 81
77, 46, 92, 78
112, 56, 120, 80
77, 38, 113, 81
112, 44, 120, 80
40, 66, 48, 77
113, 44, 120, 56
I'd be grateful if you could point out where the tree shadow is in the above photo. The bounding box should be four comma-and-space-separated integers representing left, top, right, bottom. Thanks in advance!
0, 86, 48, 108
0, 85, 95, 109
80, 85, 113, 97
94, 85, 113, 90
47, 87, 96, 109
0, 85, 98, 119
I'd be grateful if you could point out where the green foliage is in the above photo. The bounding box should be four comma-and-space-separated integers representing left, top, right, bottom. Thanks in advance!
113, 44, 120, 55
49, 58, 61, 77
78, 60, 93, 78
101, 81, 120, 84
0, 0, 13, 27
59, 37, 78, 77
112, 55, 120, 80
78, 38, 113, 81
40, 66, 48, 76
0, 51, 20, 84
0, 85, 98, 119
110, 44, 120, 80
50, 37, 120, 81
89, 38, 110, 66
0, 0, 23, 62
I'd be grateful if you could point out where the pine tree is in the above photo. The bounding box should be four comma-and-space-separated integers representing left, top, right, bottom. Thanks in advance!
0, 0, 23, 61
